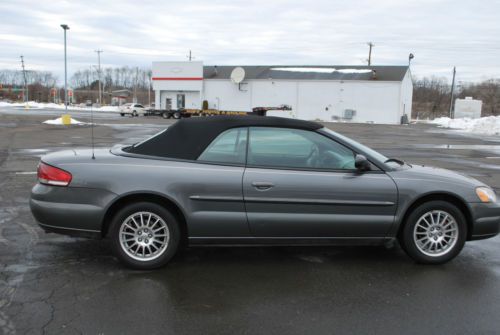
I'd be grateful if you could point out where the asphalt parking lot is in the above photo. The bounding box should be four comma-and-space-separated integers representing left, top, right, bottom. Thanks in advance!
1, 108, 499, 334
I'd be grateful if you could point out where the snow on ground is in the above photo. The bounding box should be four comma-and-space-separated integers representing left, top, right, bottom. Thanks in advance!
432, 116, 500, 136
43, 117, 87, 125
0, 101, 119, 112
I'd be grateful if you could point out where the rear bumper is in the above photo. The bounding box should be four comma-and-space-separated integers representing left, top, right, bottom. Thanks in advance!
37, 222, 102, 239
470, 202, 500, 240
30, 183, 116, 238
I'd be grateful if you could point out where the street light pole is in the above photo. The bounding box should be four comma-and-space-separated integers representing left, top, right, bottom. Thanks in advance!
60, 24, 70, 111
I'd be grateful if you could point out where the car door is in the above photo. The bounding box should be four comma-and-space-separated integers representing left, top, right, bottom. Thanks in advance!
243, 127, 398, 238
188, 127, 251, 238
135, 104, 144, 114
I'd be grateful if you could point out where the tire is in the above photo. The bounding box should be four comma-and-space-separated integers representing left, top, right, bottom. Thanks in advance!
399, 200, 467, 264
120, 113, 125, 117
173, 111, 181, 119
109, 202, 181, 269
132, 110, 138, 117
162, 112, 169, 119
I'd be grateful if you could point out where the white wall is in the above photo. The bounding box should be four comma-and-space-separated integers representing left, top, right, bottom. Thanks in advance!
152, 61, 203, 92
202, 79, 403, 123
399, 69, 413, 121
202, 80, 251, 110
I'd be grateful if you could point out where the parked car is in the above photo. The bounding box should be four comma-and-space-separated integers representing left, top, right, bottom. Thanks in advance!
30, 116, 499, 269
119, 103, 147, 117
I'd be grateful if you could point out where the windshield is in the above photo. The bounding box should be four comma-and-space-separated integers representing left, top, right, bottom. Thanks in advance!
320, 127, 390, 164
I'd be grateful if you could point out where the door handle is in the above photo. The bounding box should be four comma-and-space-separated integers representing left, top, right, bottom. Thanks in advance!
251, 182, 275, 190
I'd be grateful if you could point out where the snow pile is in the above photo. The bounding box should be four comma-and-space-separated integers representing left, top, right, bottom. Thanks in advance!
432, 116, 500, 136
0, 101, 119, 112
271, 67, 372, 74
43, 117, 87, 125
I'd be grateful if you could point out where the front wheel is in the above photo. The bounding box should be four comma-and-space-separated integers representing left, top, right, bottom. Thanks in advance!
399, 200, 467, 264
109, 202, 180, 269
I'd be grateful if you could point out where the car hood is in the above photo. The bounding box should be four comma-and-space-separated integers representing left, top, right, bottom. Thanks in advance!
388, 164, 487, 189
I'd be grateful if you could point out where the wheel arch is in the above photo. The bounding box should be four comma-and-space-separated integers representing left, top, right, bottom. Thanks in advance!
101, 191, 188, 244
396, 192, 474, 240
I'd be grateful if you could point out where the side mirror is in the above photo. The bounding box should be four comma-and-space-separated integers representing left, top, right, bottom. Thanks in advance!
355, 154, 371, 171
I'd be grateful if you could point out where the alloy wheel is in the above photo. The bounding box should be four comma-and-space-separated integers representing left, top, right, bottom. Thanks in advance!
118, 211, 170, 261
413, 210, 459, 257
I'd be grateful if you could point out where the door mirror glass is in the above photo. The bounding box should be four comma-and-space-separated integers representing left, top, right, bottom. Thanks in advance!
354, 154, 371, 171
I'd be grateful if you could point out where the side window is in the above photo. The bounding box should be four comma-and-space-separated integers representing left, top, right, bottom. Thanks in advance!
197, 128, 248, 164
136, 104, 144, 108
248, 127, 356, 170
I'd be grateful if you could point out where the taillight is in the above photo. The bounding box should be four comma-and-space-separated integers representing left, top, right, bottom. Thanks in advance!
37, 162, 72, 186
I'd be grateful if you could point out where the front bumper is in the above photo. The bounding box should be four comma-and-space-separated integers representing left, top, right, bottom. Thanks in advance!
469, 201, 500, 240
30, 183, 117, 238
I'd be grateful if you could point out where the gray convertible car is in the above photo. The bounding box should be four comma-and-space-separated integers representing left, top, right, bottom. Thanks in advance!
30, 116, 499, 269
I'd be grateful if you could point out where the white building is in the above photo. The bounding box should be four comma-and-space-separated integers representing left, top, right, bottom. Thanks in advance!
152, 61, 412, 124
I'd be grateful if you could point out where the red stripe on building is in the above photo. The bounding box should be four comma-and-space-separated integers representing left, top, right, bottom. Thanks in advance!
152, 77, 203, 80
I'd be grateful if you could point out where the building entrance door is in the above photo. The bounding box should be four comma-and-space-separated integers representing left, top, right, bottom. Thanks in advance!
177, 94, 185, 109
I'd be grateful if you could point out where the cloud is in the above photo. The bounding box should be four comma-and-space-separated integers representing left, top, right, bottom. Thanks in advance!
0, 0, 499, 83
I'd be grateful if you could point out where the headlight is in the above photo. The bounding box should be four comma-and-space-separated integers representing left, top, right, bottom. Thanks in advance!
476, 187, 497, 203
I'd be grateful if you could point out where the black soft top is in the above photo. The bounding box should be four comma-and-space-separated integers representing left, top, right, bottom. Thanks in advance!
127, 115, 323, 160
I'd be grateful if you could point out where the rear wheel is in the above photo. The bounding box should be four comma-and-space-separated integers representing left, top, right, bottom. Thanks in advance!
120, 113, 125, 117
162, 112, 169, 119
173, 111, 181, 119
400, 200, 466, 264
110, 202, 180, 269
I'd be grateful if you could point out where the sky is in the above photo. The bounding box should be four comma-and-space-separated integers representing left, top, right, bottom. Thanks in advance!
1, 0, 499, 84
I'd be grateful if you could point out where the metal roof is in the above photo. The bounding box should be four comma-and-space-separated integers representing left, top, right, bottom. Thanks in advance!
203, 65, 409, 82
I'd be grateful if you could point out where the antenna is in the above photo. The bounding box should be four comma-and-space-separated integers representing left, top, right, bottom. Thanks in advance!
90, 103, 95, 159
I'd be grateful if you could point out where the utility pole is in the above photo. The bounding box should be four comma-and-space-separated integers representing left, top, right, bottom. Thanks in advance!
188, 50, 193, 61
95, 49, 103, 104
449, 66, 456, 118
367, 42, 374, 66
20, 56, 28, 102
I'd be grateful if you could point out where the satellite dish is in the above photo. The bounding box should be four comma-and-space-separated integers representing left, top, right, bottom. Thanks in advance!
230, 67, 245, 84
